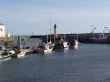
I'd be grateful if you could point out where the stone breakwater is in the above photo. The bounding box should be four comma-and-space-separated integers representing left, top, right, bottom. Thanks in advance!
30, 33, 110, 44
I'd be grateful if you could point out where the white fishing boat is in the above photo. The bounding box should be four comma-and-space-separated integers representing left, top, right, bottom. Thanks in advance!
44, 47, 53, 53
17, 51, 26, 58
37, 26, 53, 54
63, 41, 69, 49
74, 40, 79, 49
11, 36, 27, 58
37, 41, 53, 54
9, 50, 15, 54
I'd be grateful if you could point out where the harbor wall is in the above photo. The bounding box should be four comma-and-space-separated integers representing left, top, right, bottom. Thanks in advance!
30, 33, 110, 45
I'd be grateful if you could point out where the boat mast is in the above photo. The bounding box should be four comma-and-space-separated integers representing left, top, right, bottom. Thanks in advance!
76, 34, 78, 41
46, 34, 48, 43
49, 18, 52, 42
18, 36, 21, 49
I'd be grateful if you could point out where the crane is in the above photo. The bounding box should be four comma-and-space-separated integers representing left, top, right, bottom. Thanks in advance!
89, 25, 96, 34
104, 27, 110, 33
91, 27, 96, 34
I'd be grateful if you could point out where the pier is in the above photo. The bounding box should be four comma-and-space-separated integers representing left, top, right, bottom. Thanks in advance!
30, 33, 110, 44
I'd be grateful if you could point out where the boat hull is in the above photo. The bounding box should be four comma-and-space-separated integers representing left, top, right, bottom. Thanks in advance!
17, 52, 26, 58
37, 48, 53, 54
44, 48, 53, 53
53, 42, 69, 50
0, 55, 11, 61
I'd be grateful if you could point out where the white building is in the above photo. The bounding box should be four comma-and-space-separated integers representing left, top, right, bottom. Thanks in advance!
0, 23, 5, 37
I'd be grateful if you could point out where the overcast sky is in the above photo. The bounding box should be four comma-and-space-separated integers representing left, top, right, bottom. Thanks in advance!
0, 0, 110, 35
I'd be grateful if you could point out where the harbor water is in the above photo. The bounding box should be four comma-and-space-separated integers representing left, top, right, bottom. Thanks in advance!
0, 38, 110, 82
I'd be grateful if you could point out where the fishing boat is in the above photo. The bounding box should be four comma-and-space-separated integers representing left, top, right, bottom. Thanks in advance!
44, 42, 53, 53
74, 40, 79, 49
0, 51, 12, 61
37, 25, 53, 54
37, 41, 53, 54
31, 47, 38, 53
89, 27, 110, 44
53, 41, 69, 50
11, 36, 28, 58
63, 41, 69, 49
9, 50, 15, 54
48, 24, 70, 50
17, 51, 26, 58
89, 33, 110, 44
53, 36, 69, 50
0, 44, 12, 61
11, 48, 28, 58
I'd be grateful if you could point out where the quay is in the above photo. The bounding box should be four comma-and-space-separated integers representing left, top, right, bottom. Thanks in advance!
30, 33, 110, 44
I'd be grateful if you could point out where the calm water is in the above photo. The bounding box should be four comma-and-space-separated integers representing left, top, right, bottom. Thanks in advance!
0, 39, 110, 82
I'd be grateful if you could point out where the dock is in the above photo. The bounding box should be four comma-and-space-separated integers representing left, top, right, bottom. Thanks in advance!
30, 33, 110, 44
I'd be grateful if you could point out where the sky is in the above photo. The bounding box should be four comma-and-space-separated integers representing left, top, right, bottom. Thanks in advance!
0, 0, 110, 35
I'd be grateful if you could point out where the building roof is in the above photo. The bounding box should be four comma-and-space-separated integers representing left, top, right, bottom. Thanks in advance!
0, 23, 4, 25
